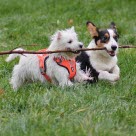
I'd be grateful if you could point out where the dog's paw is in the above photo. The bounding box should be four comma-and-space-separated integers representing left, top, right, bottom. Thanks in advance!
87, 77, 98, 83
83, 76, 96, 83
59, 81, 73, 87
67, 82, 73, 86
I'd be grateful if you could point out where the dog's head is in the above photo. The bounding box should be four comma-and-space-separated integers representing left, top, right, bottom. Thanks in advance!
87, 21, 119, 57
51, 27, 83, 57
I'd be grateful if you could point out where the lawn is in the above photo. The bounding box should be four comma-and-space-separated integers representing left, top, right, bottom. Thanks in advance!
0, 0, 136, 136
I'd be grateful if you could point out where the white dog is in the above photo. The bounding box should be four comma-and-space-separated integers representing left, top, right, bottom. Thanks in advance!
6, 27, 93, 91
76, 21, 120, 83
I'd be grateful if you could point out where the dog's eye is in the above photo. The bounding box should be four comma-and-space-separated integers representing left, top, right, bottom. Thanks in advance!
113, 36, 118, 41
103, 36, 108, 41
68, 40, 72, 44
101, 36, 108, 42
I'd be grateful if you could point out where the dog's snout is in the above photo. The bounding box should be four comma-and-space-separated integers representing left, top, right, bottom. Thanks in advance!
79, 44, 83, 48
111, 45, 117, 51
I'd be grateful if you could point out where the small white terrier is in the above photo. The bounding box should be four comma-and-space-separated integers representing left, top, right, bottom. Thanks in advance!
6, 27, 92, 91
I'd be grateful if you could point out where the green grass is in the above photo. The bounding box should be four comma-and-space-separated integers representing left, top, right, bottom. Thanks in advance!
0, 0, 136, 135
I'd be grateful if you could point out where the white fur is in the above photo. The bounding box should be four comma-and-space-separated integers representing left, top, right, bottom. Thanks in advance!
6, 27, 92, 91
87, 29, 120, 82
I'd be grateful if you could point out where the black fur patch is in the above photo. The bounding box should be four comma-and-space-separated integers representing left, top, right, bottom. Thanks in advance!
94, 30, 110, 45
110, 22, 119, 42
113, 31, 119, 42
44, 56, 49, 72
76, 51, 99, 83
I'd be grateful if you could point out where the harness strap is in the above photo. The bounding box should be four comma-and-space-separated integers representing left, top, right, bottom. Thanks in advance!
42, 56, 51, 82
37, 49, 51, 82
54, 56, 76, 79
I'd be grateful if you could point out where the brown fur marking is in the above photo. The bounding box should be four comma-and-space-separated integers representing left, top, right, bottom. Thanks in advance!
87, 23, 98, 37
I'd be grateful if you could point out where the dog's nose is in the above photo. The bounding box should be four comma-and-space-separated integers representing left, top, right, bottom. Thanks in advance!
79, 44, 83, 48
111, 45, 117, 51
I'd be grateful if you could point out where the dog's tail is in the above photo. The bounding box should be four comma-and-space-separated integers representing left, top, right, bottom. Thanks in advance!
6, 48, 24, 62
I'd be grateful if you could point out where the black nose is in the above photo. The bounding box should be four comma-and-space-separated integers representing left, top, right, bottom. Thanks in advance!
79, 44, 83, 48
111, 45, 117, 51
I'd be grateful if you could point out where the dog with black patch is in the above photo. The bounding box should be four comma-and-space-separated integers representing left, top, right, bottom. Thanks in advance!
76, 21, 120, 83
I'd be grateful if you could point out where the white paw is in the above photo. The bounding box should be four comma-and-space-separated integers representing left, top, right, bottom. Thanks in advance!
85, 68, 91, 77
59, 81, 73, 87
115, 76, 120, 81
82, 72, 93, 80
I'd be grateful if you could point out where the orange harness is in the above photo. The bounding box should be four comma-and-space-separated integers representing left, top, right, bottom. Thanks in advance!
37, 49, 76, 82
37, 49, 51, 82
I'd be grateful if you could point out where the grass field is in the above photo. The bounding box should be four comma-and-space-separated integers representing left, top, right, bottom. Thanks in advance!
0, 0, 136, 135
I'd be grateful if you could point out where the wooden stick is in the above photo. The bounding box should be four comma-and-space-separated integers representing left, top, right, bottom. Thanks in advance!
119, 45, 136, 48
0, 45, 135, 56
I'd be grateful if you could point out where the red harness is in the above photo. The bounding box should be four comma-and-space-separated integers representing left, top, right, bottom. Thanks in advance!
37, 49, 51, 82
37, 49, 76, 82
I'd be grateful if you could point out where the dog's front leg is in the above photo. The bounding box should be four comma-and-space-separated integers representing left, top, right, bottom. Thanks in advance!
59, 80, 73, 87
74, 70, 93, 83
54, 69, 73, 87
98, 65, 120, 82
74, 63, 93, 83
58, 76, 73, 87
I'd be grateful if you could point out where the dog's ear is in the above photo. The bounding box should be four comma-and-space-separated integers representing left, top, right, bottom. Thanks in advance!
71, 26, 75, 32
86, 21, 99, 37
110, 22, 117, 31
110, 22, 119, 37
57, 31, 62, 40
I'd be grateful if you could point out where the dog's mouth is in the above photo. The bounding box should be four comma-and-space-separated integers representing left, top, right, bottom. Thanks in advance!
72, 50, 81, 54
106, 50, 116, 57
66, 48, 80, 54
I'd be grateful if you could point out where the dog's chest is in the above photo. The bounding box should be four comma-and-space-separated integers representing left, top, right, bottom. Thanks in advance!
90, 57, 117, 72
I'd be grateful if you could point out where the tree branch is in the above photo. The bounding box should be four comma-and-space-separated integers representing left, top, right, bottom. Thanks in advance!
0, 45, 135, 56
